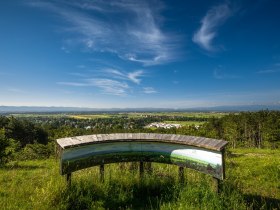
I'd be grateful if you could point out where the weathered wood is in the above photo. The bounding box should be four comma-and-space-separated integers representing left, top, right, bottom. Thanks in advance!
139, 161, 144, 178
100, 164, 104, 182
57, 133, 228, 151
178, 166, 184, 184
66, 173, 71, 186
213, 177, 221, 193
222, 149, 226, 180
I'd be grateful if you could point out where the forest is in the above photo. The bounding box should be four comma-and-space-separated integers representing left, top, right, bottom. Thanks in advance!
0, 110, 279, 164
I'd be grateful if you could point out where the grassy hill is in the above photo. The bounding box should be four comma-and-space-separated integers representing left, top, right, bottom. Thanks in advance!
0, 148, 279, 209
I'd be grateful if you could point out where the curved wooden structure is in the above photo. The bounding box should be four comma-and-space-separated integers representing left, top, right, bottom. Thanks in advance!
57, 133, 228, 183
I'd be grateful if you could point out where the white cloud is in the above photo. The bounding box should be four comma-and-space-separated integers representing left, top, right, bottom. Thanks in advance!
28, 0, 179, 66
57, 82, 88, 86
77, 65, 86, 68
193, 3, 232, 51
143, 87, 157, 94
104, 69, 144, 84
88, 79, 129, 96
127, 71, 143, 84
68, 72, 87, 77
7, 88, 26, 94
257, 69, 280, 74
213, 68, 239, 79
57, 79, 129, 96
58, 68, 144, 96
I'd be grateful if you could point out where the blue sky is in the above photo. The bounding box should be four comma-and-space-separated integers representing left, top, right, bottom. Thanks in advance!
0, 0, 280, 108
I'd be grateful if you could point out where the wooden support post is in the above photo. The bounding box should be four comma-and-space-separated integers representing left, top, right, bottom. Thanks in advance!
178, 166, 184, 184
139, 161, 144, 178
100, 164, 104, 182
222, 149, 226, 180
213, 178, 221, 193
146, 162, 152, 174
66, 173, 71, 186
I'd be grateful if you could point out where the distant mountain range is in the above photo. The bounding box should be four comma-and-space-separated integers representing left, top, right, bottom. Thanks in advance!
0, 105, 280, 114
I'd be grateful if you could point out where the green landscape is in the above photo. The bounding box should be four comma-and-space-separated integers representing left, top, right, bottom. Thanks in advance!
0, 111, 280, 209
2, 0, 280, 209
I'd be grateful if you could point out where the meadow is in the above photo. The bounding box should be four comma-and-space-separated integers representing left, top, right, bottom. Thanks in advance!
0, 148, 279, 210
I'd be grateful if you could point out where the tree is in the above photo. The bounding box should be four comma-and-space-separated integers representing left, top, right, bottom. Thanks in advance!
0, 128, 10, 165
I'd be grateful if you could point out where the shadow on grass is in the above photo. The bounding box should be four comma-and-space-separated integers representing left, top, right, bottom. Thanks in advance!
244, 194, 280, 209
0, 165, 46, 170
56, 176, 180, 210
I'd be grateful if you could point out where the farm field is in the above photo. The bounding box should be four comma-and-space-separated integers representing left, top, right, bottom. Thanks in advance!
8, 112, 227, 120
10, 112, 228, 119
0, 148, 279, 210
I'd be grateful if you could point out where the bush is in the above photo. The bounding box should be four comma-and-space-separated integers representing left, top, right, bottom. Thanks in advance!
0, 129, 10, 165
15, 143, 54, 160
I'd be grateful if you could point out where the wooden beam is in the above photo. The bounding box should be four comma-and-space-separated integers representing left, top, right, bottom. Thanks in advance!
213, 177, 221, 193
100, 164, 104, 182
66, 173, 71, 186
222, 149, 226, 180
178, 166, 184, 184
139, 161, 144, 178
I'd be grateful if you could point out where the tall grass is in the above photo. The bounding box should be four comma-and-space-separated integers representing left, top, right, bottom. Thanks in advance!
0, 149, 279, 209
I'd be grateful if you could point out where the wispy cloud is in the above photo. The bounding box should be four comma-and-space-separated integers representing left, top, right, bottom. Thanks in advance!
28, 0, 179, 65
77, 65, 86, 69
193, 3, 232, 51
142, 87, 157, 94
57, 79, 129, 96
89, 79, 129, 96
7, 88, 26, 94
257, 63, 280, 74
257, 69, 280, 74
104, 69, 144, 84
57, 82, 88, 87
213, 68, 239, 79
58, 68, 145, 96
68, 72, 88, 77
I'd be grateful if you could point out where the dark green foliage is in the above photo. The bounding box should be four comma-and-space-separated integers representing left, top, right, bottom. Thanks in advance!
1, 110, 280, 165
200, 111, 280, 149
0, 129, 10, 165
15, 143, 54, 160
0, 116, 48, 147
4, 117, 48, 147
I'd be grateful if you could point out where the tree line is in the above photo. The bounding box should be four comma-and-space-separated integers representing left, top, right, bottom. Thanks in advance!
0, 110, 279, 164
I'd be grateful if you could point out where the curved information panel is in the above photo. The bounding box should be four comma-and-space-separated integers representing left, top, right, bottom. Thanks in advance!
61, 141, 224, 179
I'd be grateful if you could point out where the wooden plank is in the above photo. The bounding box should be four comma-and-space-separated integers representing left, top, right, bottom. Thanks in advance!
57, 133, 228, 151
139, 161, 144, 178
66, 173, 71, 186
100, 164, 104, 182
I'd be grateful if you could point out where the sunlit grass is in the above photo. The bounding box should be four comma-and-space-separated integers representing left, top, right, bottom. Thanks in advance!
0, 149, 279, 209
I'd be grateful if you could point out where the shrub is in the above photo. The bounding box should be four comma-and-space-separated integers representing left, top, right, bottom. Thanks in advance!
0, 129, 10, 165
15, 143, 54, 160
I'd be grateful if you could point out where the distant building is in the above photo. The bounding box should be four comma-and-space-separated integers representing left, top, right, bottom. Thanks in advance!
145, 122, 182, 129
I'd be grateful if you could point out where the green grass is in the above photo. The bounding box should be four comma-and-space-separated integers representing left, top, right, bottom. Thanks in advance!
0, 149, 279, 209
9, 112, 228, 121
